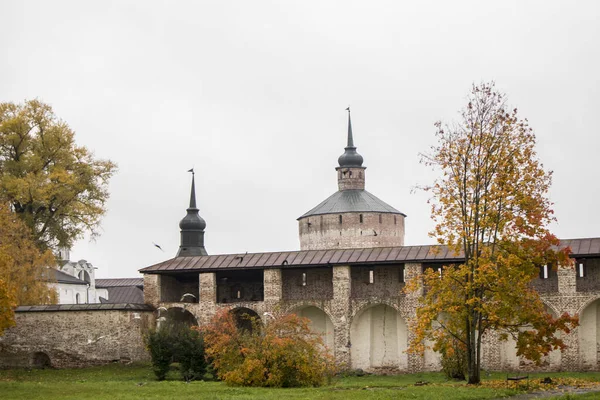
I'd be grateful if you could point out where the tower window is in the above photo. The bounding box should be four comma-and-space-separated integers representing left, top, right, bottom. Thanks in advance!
578, 261, 586, 278
339, 215, 342, 224
359, 214, 363, 223
348, 170, 352, 177
539, 265, 549, 279
359, 172, 363, 179
379, 214, 382, 224
394, 215, 397, 225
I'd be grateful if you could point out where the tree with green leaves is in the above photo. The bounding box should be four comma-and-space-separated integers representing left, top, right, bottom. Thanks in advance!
0, 99, 117, 250
408, 82, 578, 384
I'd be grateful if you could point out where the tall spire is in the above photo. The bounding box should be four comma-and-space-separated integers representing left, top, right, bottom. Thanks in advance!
346, 107, 354, 147
338, 107, 364, 168
177, 169, 208, 257
188, 168, 197, 209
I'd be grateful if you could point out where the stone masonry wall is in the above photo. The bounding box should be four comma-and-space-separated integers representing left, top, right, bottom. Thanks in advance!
0, 309, 154, 368
299, 212, 405, 250
282, 268, 333, 300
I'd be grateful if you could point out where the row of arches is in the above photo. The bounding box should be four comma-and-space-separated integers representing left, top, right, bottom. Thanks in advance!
160, 297, 600, 372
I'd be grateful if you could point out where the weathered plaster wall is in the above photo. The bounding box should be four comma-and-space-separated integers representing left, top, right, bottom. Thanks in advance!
298, 212, 405, 250
0, 309, 154, 368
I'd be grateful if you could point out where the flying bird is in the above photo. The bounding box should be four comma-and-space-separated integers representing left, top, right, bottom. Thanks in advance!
153, 243, 164, 252
373, 230, 378, 237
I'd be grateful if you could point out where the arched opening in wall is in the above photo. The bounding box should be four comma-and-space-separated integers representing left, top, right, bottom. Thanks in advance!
231, 307, 261, 334
31, 352, 52, 369
499, 305, 562, 371
75, 293, 80, 304
292, 306, 335, 353
79, 270, 91, 284
350, 304, 408, 372
579, 298, 600, 369
161, 307, 198, 330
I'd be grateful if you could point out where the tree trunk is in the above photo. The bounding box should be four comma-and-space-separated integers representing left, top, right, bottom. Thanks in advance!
467, 314, 480, 384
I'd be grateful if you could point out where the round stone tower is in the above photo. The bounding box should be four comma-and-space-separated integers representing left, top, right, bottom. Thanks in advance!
298, 109, 406, 250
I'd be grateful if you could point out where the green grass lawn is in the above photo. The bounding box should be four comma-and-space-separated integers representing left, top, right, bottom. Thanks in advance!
1, 364, 599, 400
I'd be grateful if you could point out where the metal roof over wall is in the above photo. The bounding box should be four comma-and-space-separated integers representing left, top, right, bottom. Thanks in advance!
139, 237, 600, 274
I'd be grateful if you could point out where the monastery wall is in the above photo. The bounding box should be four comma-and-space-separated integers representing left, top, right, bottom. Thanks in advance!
145, 261, 600, 374
0, 307, 154, 369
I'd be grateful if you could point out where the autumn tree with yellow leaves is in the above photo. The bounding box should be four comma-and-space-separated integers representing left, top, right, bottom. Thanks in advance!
0, 204, 57, 334
409, 83, 578, 384
0, 100, 117, 250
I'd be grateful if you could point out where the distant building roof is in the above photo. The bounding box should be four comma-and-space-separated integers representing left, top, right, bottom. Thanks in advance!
96, 278, 144, 288
139, 237, 600, 274
299, 189, 406, 219
99, 286, 144, 304
50, 269, 88, 285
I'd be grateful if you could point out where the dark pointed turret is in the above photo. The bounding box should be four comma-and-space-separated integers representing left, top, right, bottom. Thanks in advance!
177, 169, 208, 257
338, 107, 364, 168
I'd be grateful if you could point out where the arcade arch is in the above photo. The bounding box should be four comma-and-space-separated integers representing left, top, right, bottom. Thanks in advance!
350, 304, 408, 371
291, 306, 335, 352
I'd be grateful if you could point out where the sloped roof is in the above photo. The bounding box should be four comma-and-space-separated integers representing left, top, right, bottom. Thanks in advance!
140, 244, 463, 273
139, 238, 600, 274
298, 189, 405, 219
51, 269, 87, 285
96, 278, 143, 288
99, 286, 144, 304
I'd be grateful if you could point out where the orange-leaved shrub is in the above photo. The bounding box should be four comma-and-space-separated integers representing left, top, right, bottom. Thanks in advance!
199, 308, 336, 387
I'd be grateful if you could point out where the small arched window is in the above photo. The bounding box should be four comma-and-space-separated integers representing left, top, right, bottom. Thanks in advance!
75, 293, 80, 304
359, 214, 363, 223
394, 215, 397, 225
339, 215, 343, 224
379, 214, 382, 224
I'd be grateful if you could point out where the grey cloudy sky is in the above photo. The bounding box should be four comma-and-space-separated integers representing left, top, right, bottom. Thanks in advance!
1, 1, 598, 278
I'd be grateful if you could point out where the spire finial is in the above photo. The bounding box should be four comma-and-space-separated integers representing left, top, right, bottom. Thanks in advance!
187, 168, 196, 209
346, 106, 354, 147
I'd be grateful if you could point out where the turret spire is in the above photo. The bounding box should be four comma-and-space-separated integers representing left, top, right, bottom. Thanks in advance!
177, 169, 208, 257
188, 168, 196, 209
346, 107, 354, 147
338, 107, 364, 168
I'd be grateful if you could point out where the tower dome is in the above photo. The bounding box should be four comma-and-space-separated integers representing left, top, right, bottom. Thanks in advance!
337, 110, 364, 167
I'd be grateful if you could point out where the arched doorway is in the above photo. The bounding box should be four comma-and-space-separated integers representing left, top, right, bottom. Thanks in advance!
161, 307, 198, 330
231, 307, 261, 334
579, 298, 600, 369
31, 352, 52, 369
293, 306, 335, 352
350, 304, 408, 371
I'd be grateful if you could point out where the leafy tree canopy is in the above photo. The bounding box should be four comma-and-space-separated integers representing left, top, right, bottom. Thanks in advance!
0, 100, 117, 250
0, 203, 57, 334
408, 83, 578, 384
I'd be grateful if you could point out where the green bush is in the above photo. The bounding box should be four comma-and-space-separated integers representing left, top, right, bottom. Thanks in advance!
144, 328, 173, 381
173, 327, 207, 382
145, 325, 207, 382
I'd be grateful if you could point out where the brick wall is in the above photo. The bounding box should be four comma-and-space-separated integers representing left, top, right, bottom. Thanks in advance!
282, 268, 333, 300
299, 212, 405, 250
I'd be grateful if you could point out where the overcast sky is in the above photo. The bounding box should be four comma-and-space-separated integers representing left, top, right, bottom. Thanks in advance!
1, 1, 598, 278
